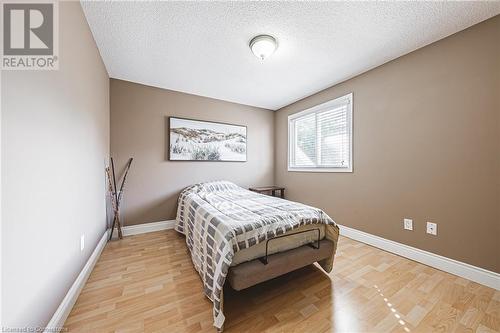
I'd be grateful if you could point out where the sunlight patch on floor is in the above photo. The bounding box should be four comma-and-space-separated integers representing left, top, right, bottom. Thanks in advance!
374, 284, 411, 332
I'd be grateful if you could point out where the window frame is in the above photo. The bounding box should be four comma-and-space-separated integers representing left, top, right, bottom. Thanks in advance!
287, 93, 353, 173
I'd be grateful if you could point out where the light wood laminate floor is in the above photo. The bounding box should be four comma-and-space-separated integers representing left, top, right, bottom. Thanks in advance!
65, 230, 500, 332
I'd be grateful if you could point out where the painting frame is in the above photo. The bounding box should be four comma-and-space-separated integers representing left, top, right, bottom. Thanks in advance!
168, 116, 247, 162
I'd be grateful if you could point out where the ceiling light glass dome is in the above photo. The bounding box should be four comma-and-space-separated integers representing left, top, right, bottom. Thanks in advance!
249, 35, 278, 60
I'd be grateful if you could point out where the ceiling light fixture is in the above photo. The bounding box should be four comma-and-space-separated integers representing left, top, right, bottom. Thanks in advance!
249, 35, 278, 60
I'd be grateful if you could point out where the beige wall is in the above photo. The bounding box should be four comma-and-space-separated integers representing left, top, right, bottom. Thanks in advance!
275, 16, 500, 273
110, 79, 274, 225
1, 2, 109, 328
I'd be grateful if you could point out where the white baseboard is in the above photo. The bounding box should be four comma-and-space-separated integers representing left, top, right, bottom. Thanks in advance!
46, 220, 497, 332
121, 220, 175, 236
44, 220, 175, 331
44, 229, 110, 332
338, 225, 500, 291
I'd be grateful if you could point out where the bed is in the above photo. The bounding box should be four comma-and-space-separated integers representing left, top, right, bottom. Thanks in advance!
175, 180, 339, 331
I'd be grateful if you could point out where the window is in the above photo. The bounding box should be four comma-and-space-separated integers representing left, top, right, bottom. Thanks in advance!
288, 93, 352, 172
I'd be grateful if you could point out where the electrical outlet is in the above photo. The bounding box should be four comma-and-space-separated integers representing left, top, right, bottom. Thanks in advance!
80, 234, 85, 251
403, 218, 413, 231
426, 222, 437, 236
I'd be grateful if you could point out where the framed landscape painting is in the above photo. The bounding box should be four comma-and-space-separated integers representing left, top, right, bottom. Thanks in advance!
169, 117, 247, 161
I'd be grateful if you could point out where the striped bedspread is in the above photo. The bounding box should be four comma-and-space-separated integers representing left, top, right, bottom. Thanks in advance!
175, 180, 339, 329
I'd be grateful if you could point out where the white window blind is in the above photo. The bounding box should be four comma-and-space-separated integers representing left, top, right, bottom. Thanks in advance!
288, 93, 352, 172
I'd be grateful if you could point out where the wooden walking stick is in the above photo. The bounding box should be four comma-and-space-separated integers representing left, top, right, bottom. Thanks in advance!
106, 166, 120, 240
115, 157, 133, 238
110, 158, 121, 239
107, 157, 133, 240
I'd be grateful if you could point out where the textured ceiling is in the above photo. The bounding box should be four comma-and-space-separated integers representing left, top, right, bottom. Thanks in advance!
81, 2, 499, 110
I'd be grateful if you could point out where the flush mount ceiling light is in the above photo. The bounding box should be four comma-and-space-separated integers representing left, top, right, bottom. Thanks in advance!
249, 35, 278, 60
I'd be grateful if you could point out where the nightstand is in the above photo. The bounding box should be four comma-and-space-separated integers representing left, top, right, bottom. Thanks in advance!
249, 186, 285, 199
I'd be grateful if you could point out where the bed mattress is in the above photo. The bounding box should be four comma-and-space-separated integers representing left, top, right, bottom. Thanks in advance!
231, 223, 325, 266
228, 239, 334, 291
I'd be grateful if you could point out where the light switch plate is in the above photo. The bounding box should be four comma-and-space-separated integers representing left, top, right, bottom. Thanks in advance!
80, 234, 85, 251
403, 218, 413, 231
426, 222, 437, 235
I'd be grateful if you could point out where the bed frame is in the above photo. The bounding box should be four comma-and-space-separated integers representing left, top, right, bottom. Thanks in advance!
227, 228, 334, 291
